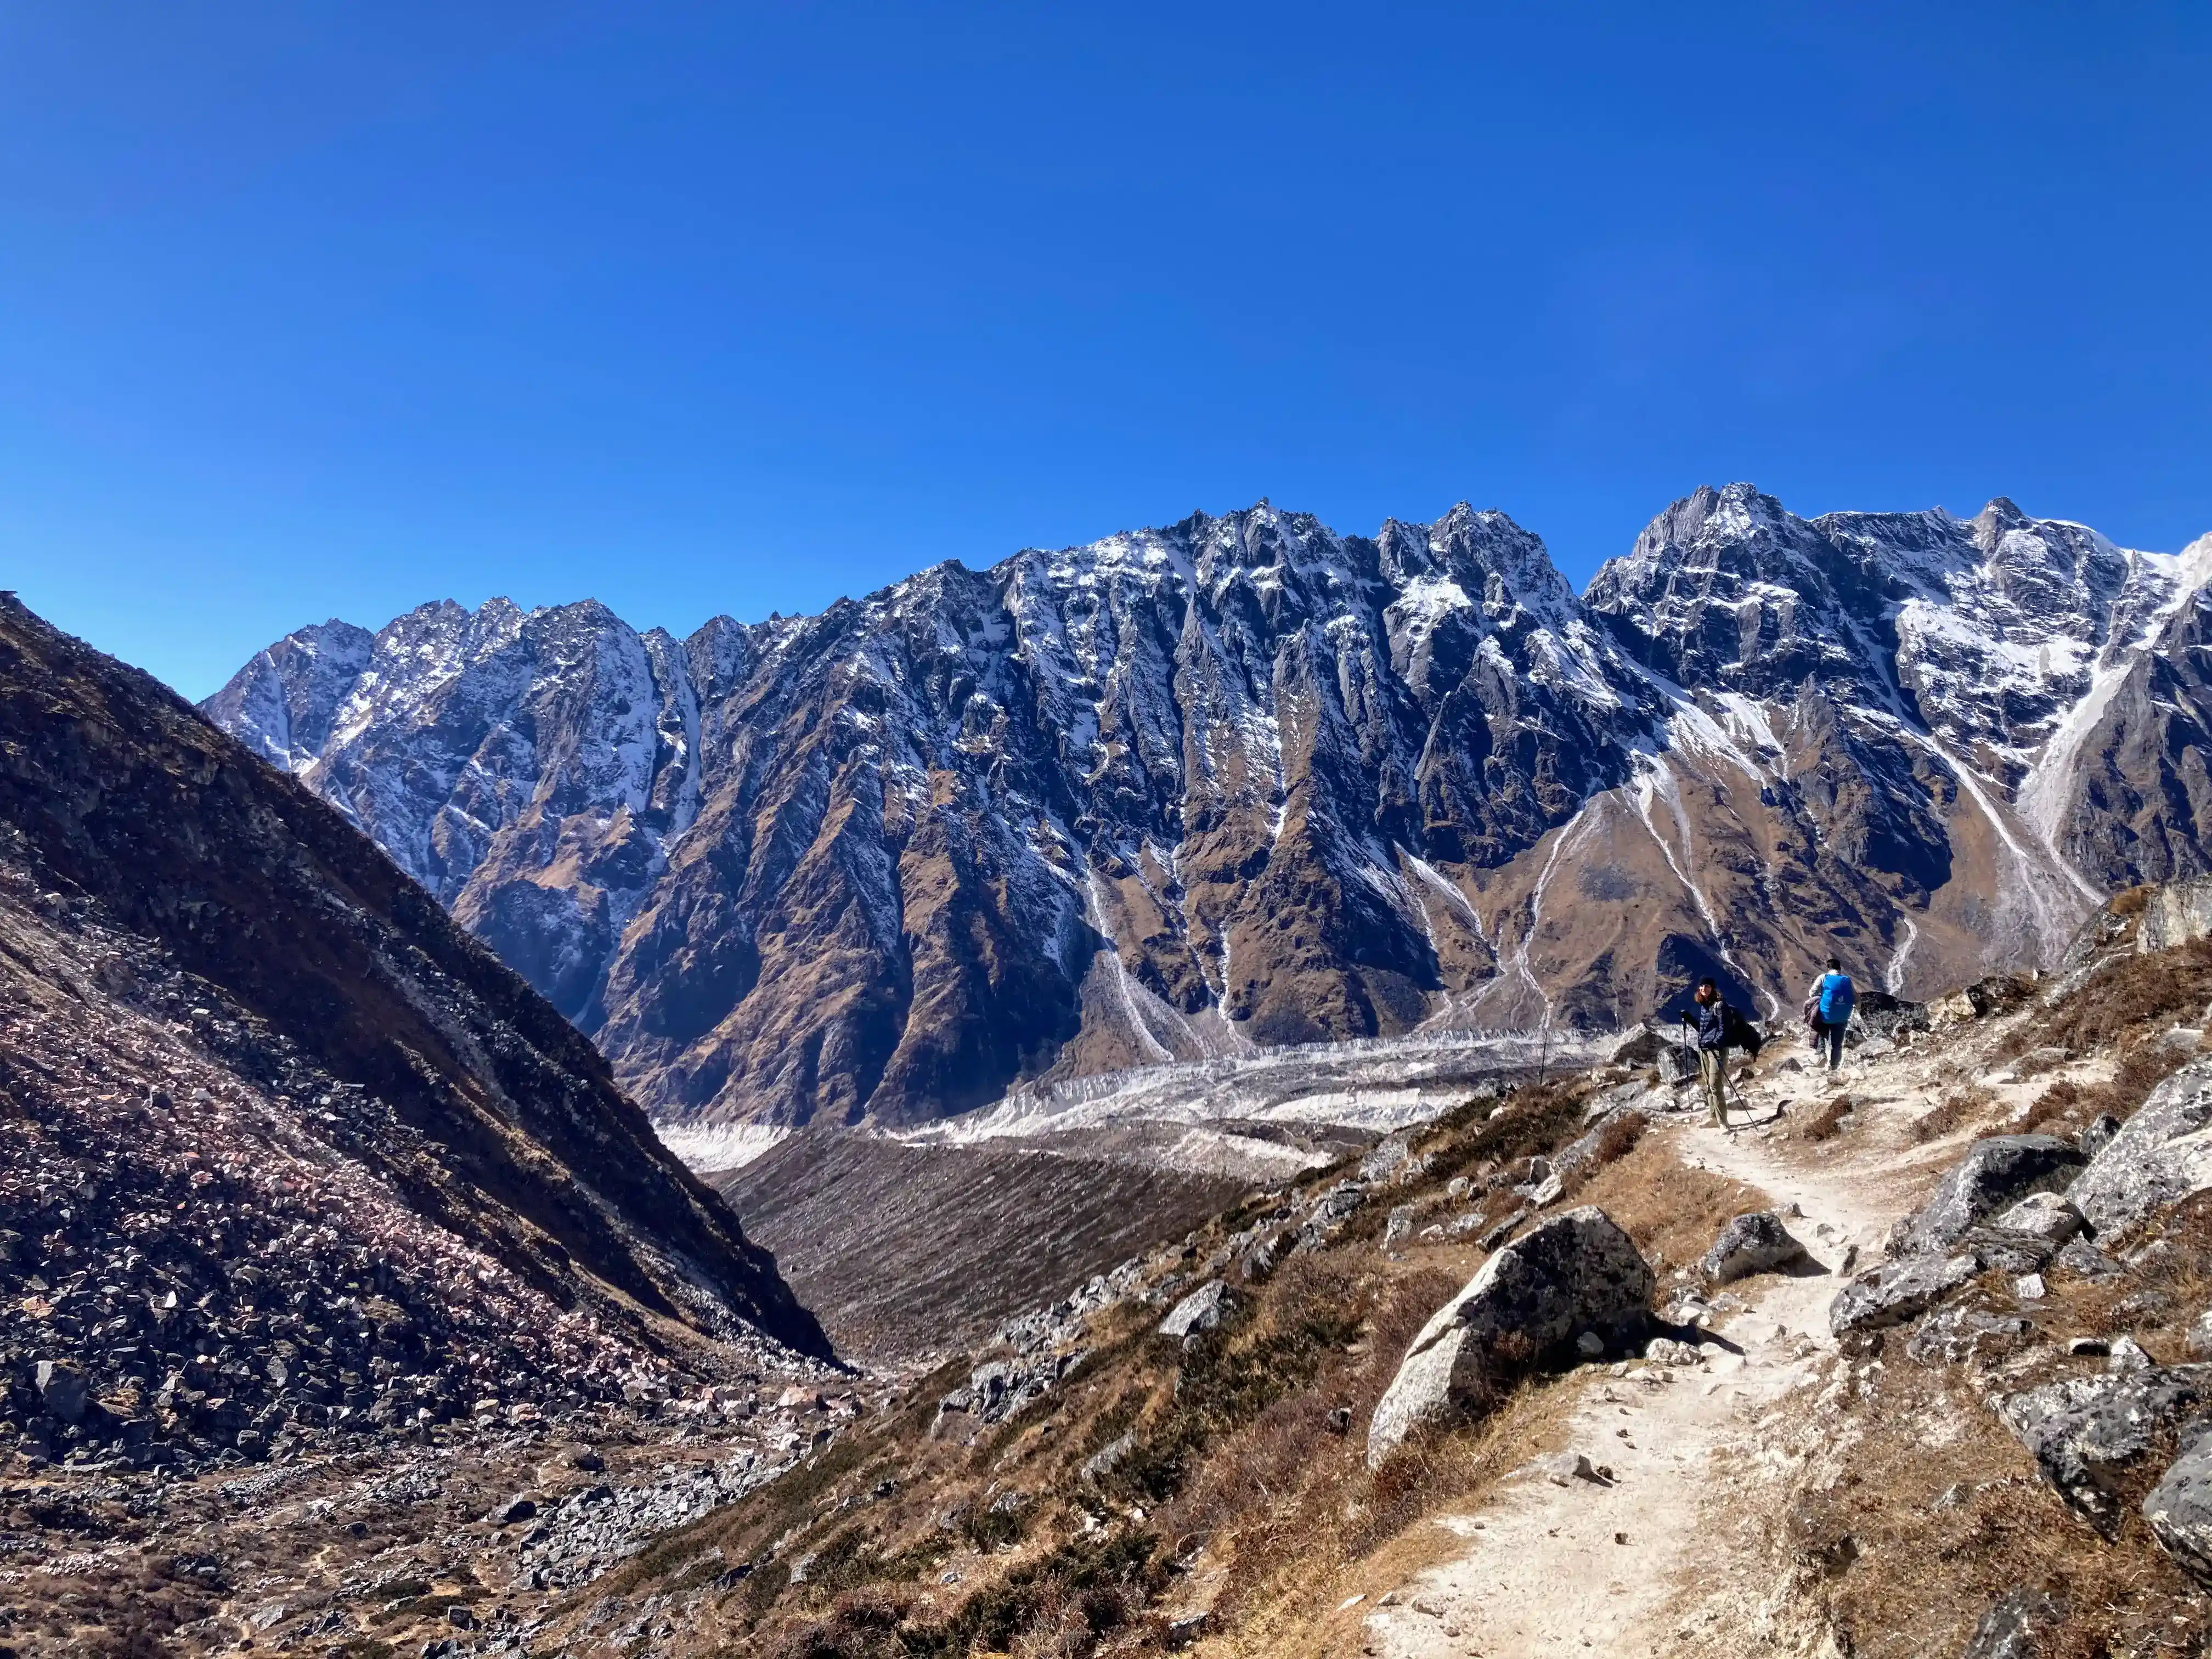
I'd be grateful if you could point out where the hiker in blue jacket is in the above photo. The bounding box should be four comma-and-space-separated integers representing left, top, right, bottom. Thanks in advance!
1804, 957, 1855, 1073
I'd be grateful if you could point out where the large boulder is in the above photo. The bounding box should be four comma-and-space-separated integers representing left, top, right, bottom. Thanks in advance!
2068, 1059, 2212, 1240
1159, 1282, 1234, 1340
1701, 1212, 1809, 1284
1888, 1136, 2086, 1258
1605, 1025, 1668, 1068
1367, 1207, 1652, 1468
1999, 1365, 2212, 1536
2144, 1431, 2212, 1587
1830, 1251, 1980, 1337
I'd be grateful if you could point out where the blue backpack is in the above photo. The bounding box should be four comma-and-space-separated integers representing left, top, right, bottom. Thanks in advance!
1818, 971, 1855, 1025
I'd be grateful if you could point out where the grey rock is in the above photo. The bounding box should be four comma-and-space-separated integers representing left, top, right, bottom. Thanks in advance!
2187, 1310, 2212, 1361
491, 1496, 538, 1525
1359, 1135, 1416, 1183
1830, 1252, 1980, 1337
1700, 1212, 1809, 1285
35, 1359, 89, 1424
1990, 1191, 2085, 1246
1381, 1205, 1417, 1254
2138, 877, 2212, 955
1368, 1207, 1652, 1467
2109, 1336, 2154, 1374
1159, 1282, 1234, 1340
1237, 1231, 1288, 1284
2143, 1430, 2212, 1587
1082, 1433, 1137, 1485
1479, 1210, 1527, 1252
1297, 1181, 1367, 1250
1655, 1043, 1699, 1086
2069, 1059, 2212, 1238
1537, 1451, 1595, 1486
1905, 1304, 2032, 1367
1999, 1364, 2212, 1534
2053, 1238, 2123, 1280
1960, 1587, 2065, 1659
1958, 1227, 2056, 1277
1889, 1136, 2087, 1259
2078, 1113, 2123, 1158
1605, 1025, 1668, 1068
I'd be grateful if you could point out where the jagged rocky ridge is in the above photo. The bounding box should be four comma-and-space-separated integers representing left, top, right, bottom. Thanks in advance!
0, 592, 828, 1477
208, 488, 2212, 1134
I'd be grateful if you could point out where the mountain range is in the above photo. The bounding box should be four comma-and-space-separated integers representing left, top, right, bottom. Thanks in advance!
205, 484, 2212, 1141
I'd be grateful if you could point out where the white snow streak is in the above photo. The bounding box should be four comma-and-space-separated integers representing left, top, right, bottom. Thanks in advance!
1885, 914, 1920, 996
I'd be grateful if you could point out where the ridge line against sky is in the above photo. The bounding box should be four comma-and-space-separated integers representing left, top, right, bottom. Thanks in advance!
3, 2, 2207, 699
199, 484, 2212, 686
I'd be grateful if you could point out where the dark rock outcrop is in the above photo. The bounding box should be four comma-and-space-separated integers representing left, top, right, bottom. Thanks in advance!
1960, 1587, 2067, 1659
1832, 1252, 1983, 1337
1159, 1282, 1234, 1340
1888, 1137, 2087, 1258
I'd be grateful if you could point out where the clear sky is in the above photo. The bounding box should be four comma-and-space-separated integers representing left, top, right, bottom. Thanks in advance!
4, 3, 2208, 699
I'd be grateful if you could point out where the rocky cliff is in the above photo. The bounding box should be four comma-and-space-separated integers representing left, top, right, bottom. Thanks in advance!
0, 590, 828, 1481
207, 489, 2212, 1133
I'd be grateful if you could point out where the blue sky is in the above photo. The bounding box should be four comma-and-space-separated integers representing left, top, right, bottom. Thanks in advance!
4, 3, 2208, 699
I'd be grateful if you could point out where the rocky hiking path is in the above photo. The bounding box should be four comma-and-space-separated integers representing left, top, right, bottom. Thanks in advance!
1364, 1058, 1936, 1658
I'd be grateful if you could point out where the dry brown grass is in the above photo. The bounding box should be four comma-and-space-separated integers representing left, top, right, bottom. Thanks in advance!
2021, 1077, 2084, 1133
2021, 1045, 2193, 1144
1796, 1095, 1851, 1143
2001, 938, 2212, 1063
2047, 1191, 2212, 1358
1186, 1373, 1586, 1659
1909, 1085, 1996, 1144
1786, 1358, 2205, 1658
1571, 1132, 1770, 1274
1420, 1078, 1592, 1184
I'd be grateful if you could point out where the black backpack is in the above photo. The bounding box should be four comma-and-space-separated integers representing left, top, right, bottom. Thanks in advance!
1724, 1002, 1765, 1057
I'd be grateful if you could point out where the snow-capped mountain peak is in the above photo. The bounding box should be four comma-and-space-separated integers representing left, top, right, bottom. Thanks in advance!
207, 490, 2212, 1134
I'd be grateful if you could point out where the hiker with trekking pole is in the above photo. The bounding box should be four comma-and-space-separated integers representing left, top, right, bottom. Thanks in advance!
1680, 975, 1762, 1131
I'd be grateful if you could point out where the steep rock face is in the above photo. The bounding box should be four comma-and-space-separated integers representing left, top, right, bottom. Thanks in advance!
207, 493, 2212, 1133
0, 593, 827, 1368
214, 505, 1658, 1131
1587, 487, 2212, 984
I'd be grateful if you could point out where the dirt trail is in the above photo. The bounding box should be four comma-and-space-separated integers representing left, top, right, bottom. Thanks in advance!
1364, 1055, 1946, 1659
